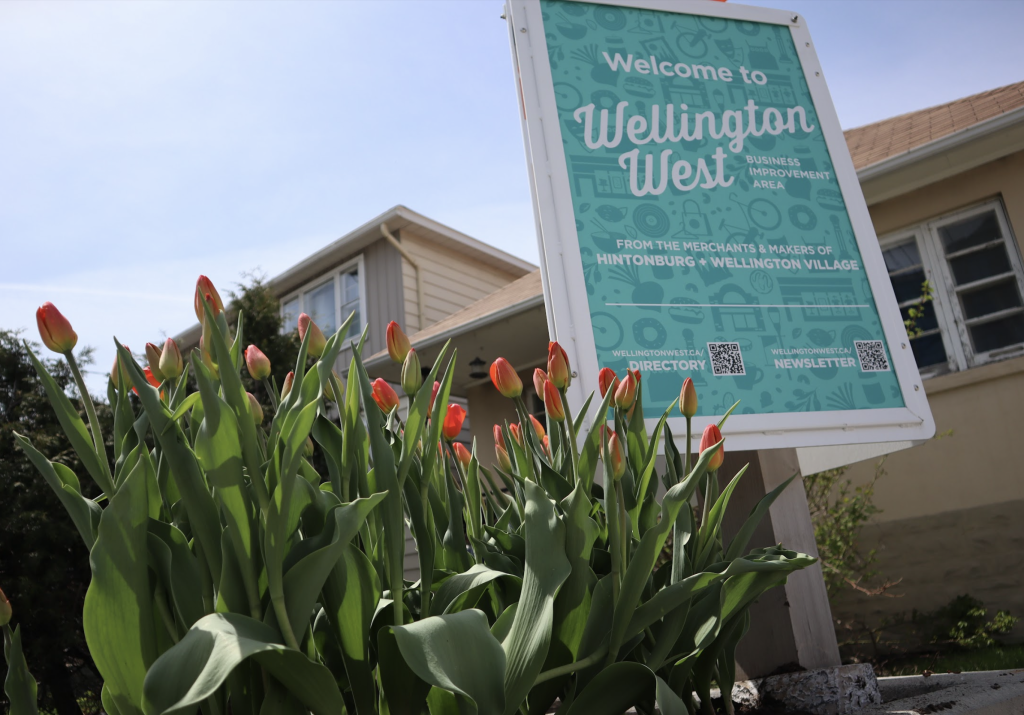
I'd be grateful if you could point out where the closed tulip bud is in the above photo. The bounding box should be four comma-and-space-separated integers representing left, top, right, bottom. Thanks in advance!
598, 367, 619, 398
607, 432, 625, 481
489, 358, 522, 398
247, 392, 264, 425
547, 341, 571, 389
145, 343, 165, 382
401, 349, 422, 396
679, 377, 698, 419
36, 302, 77, 354
281, 371, 295, 399
132, 366, 162, 396
372, 378, 400, 414
443, 403, 467, 441
245, 344, 271, 380
193, 275, 224, 323
323, 370, 344, 402
0, 586, 11, 626
614, 371, 638, 410
699, 423, 724, 471
533, 368, 548, 398
199, 337, 219, 379
304, 436, 314, 458
543, 380, 565, 422
493, 424, 505, 450
509, 423, 524, 448
298, 313, 327, 358
495, 444, 512, 472
159, 338, 183, 380
542, 435, 551, 457
386, 321, 411, 364
452, 442, 472, 469
529, 414, 546, 442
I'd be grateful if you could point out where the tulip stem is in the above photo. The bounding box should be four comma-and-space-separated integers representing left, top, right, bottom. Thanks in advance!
65, 350, 114, 495
684, 416, 692, 482
559, 389, 580, 484
262, 377, 279, 413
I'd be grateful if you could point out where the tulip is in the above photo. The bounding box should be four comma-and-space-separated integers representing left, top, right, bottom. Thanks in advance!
607, 432, 625, 480
132, 367, 162, 396
489, 358, 522, 398
493, 424, 505, 450
614, 371, 638, 410
247, 392, 264, 425
443, 403, 467, 441
533, 368, 548, 398
199, 337, 219, 379
679, 377, 698, 418
542, 435, 551, 458
598, 367, 619, 398
699, 423, 724, 471
323, 370, 344, 402
386, 321, 411, 364
36, 302, 77, 354
543, 380, 565, 422
281, 371, 295, 399
193, 275, 224, 323
429, 381, 441, 414
529, 414, 546, 442
547, 342, 571, 390
144, 343, 165, 382
495, 444, 512, 472
372, 378, 400, 414
159, 338, 183, 380
452, 442, 472, 469
298, 313, 327, 358
509, 423, 524, 447
0, 586, 11, 626
401, 349, 422, 396
245, 345, 271, 380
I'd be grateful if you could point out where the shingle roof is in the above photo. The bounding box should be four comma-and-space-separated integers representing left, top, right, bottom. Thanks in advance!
843, 80, 1024, 170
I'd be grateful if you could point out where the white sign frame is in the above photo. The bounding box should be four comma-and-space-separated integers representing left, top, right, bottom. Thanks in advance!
506, 0, 935, 451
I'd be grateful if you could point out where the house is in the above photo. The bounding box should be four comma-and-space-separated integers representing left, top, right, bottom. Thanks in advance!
367, 80, 1024, 628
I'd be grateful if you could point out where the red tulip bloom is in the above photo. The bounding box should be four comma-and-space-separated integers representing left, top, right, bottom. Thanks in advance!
193, 275, 224, 323
614, 371, 638, 410
607, 432, 625, 480
533, 368, 548, 398
429, 381, 441, 414
679, 377, 698, 419
699, 423, 724, 471
543, 380, 565, 422
547, 342, 571, 390
493, 424, 506, 450
372, 378, 400, 414
489, 358, 522, 398
443, 403, 467, 441
298, 313, 327, 358
245, 344, 271, 380
452, 442, 472, 469
509, 423, 524, 447
386, 321, 411, 363
281, 371, 295, 399
36, 302, 77, 354
529, 414, 546, 441
132, 366, 162, 396
598, 367, 619, 398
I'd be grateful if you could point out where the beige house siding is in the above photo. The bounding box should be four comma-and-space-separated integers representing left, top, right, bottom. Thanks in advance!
397, 227, 526, 333
830, 149, 1024, 636
362, 238, 405, 357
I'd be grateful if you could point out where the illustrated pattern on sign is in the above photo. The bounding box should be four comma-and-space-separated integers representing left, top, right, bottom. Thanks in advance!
538, 0, 905, 415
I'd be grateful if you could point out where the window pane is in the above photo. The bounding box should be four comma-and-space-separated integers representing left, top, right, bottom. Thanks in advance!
900, 301, 939, 333
938, 211, 1001, 254
910, 333, 947, 369
969, 313, 1024, 354
345, 306, 360, 338
304, 281, 337, 336
343, 269, 360, 303
948, 244, 1011, 285
890, 268, 928, 304
959, 279, 1023, 320
883, 242, 921, 273
282, 297, 300, 334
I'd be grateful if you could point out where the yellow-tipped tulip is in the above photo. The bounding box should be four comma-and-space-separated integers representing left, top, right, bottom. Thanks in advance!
281, 371, 295, 399
386, 321, 411, 364
680, 377, 698, 418
247, 392, 264, 426
36, 302, 77, 354
145, 343, 165, 382
245, 344, 271, 380
614, 371, 638, 410
194, 275, 224, 323
495, 444, 512, 472
401, 349, 422, 396
159, 338, 183, 380
489, 358, 522, 398
298, 313, 327, 358
324, 370, 344, 402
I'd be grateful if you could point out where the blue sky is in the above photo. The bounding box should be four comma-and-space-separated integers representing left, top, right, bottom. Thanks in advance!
2, 0, 1022, 393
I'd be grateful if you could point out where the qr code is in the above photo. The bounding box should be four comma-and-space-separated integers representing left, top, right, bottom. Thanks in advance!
854, 340, 891, 372
708, 342, 746, 376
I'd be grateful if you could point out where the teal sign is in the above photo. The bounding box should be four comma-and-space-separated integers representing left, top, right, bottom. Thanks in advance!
539, 0, 905, 417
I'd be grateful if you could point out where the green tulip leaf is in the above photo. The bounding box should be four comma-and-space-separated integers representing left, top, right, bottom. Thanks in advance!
3, 625, 39, 715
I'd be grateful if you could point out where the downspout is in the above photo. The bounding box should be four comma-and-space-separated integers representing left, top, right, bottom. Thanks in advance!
380, 223, 426, 332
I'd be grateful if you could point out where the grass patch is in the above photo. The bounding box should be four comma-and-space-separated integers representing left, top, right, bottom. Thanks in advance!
878, 645, 1024, 676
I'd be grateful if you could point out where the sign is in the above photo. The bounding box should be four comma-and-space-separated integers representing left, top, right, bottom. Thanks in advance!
507, 0, 935, 449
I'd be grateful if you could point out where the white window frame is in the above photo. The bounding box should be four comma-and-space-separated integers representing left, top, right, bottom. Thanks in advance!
880, 199, 1024, 377
279, 255, 367, 342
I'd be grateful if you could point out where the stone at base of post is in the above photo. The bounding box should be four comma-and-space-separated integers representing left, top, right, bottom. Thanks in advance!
729, 664, 882, 715
717, 447, 841, 679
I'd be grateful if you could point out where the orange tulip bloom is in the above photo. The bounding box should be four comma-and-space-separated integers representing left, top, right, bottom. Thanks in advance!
36, 302, 77, 354
429, 381, 441, 414
372, 378, 400, 414
386, 321, 411, 363
452, 442, 472, 469
529, 414, 546, 442
298, 313, 327, 358
495, 444, 512, 472
680, 377, 698, 418
699, 423, 724, 471
543, 380, 565, 422
193, 275, 224, 323
547, 342, 571, 389
443, 403, 467, 441
489, 358, 522, 398
533, 368, 548, 398
281, 371, 295, 399
598, 367, 619, 398
493, 424, 505, 449
509, 423, 524, 447
614, 371, 638, 410
607, 432, 625, 480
